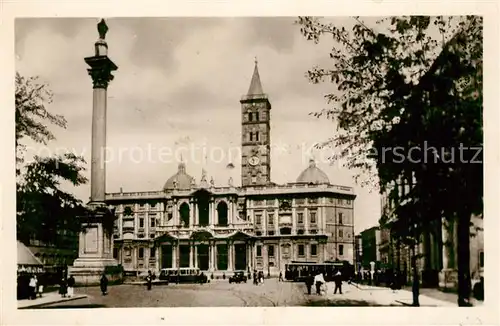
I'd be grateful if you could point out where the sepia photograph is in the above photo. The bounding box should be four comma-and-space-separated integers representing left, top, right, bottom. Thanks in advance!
2, 3, 498, 325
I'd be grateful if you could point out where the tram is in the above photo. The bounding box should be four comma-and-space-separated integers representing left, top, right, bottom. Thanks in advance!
159, 267, 209, 283
284, 261, 354, 282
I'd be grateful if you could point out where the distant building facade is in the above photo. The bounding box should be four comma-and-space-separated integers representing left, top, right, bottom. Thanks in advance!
106, 62, 356, 276
359, 226, 382, 270
379, 177, 484, 288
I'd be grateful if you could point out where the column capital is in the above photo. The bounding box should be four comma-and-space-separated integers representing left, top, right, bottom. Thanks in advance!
85, 56, 118, 89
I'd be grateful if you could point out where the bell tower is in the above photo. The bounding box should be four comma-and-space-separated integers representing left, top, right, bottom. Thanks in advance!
240, 59, 271, 187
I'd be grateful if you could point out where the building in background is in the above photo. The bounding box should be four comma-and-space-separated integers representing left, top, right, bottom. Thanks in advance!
359, 226, 381, 270
106, 62, 356, 277
23, 228, 79, 283
379, 179, 484, 288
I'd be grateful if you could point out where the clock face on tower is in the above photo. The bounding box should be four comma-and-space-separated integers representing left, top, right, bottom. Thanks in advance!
248, 156, 260, 166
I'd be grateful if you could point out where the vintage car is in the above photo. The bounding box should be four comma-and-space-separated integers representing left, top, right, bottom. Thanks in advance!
229, 271, 247, 284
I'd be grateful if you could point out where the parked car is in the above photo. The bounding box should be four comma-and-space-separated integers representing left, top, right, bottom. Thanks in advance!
229, 271, 247, 284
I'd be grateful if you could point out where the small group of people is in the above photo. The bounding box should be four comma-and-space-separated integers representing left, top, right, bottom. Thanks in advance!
305, 270, 344, 296
58, 275, 76, 298
253, 270, 264, 285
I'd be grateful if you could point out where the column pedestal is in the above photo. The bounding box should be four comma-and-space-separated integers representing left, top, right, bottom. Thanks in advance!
69, 204, 121, 285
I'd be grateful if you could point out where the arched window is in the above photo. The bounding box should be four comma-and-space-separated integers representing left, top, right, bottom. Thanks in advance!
179, 202, 190, 227
217, 201, 228, 226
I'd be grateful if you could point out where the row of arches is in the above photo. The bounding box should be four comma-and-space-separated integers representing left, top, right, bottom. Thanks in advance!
179, 201, 229, 227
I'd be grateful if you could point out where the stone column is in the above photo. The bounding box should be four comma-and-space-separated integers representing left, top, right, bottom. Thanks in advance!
189, 200, 195, 228
210, 201, 215, 226
228, 241, 233, 271
439, 218, 457, 288
172, 244, 176, 269
195, 202, 199, 226
194, 245, 198, 269
304, 207, 309, 234
155, 247, 160, 271
211, 242, 217, 271
70, 19, 121, 286
190, 243, 194, 268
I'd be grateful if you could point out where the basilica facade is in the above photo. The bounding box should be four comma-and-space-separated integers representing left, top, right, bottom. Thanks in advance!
107, 62, 356, 277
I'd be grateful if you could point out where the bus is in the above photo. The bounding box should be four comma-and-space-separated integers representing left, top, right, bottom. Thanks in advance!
284, 261, 354, 282
159, 268, 209, 284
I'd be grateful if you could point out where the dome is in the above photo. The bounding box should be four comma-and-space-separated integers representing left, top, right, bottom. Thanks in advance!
296, 159, 330, 184
163, 162, 194, 190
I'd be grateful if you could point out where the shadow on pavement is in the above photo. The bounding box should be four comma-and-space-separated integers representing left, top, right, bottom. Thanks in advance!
35, 304, 106, 309
306, 299, 398, 307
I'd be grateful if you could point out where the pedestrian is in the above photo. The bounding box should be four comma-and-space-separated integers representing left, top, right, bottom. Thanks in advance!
334, 271, 343, 294
67, 275, 75, 298
253, 270, 258, 285
279, 271, 283, 282
37, 275, 44, 298
314, 271, 325, 295
28, 275, 37, 300
100, 273, 108, 296
305, 272, 314, 295
59, 276, 68, 298
146, 270, 152, 290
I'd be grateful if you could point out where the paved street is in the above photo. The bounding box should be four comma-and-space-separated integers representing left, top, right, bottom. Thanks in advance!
37, 279, 309, 308
32, 280, 455, 308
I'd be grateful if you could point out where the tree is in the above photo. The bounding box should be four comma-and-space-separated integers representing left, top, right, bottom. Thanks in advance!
15, 73, 65, 175
16, 73, 88, 246
297, 16, 482, 306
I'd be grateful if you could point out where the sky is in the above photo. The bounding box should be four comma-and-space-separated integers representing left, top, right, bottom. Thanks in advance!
15, 17, 382, 234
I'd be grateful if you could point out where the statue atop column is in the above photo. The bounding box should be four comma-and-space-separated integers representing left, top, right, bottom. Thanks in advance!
97, 19, 109, 40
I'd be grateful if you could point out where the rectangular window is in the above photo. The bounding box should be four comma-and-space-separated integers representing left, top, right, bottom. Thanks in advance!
139, 248, 144, 258
249, 132, 253, 142
255, 131, 260, 142
339, 229, 343, 238
139, 218, 144, 228
248, 112, 253, 121
298, 244, 305, 257
256, 245, 262, 257
255, 112, 259, 121
150, 248, 155, 258
310, 211, 317, 224
113, 248, 118, 259
268, 213, 274, 225
339, 245, 344, 256
479, 251, 484, 268
339, 213, 343, 225
297, 212, 304, 224
255, 214, 262, 225
311, 244, 317, 256
268, 245, 274, 257
150, 217, 155, 227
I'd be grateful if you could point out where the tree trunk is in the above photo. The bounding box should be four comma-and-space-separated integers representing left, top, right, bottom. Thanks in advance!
457, 212, 472, 306
411, 244, 420, 306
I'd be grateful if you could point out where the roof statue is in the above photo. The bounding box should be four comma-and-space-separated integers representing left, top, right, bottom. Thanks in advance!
228, 176, 233, 187
210, 176, 215, 187
97, 19, 109, 40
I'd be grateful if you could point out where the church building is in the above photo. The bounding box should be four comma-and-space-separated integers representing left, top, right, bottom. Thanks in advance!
107, 61, 356, 277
